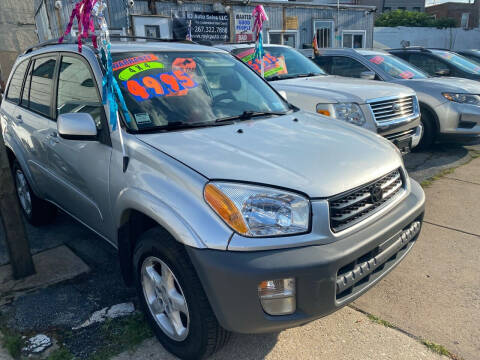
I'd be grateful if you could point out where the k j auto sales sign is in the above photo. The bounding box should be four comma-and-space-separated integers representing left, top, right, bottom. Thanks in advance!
234, 13, 253, 42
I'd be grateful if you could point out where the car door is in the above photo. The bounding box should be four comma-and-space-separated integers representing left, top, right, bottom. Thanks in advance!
6, 56, 55, 197
44, 53, 112, 236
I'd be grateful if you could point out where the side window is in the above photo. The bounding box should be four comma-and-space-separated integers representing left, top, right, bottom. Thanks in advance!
21, 63, 33, 108
408, 54, 448, 76
29, 56, 57, 117
6, 60, 29, 104
314, 56, 333, 73
57, 56, 104, 129
331, 56, 369, 78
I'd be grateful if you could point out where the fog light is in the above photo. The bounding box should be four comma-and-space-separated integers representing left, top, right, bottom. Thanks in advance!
258, 278, 296, 315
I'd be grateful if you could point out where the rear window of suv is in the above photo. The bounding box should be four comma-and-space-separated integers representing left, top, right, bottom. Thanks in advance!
6, 60, 29, 104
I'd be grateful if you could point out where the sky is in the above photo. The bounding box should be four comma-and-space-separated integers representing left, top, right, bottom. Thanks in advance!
425, 0, 474, 6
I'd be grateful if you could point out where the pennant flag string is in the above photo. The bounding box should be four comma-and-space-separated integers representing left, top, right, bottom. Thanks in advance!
59, 0, 98, 52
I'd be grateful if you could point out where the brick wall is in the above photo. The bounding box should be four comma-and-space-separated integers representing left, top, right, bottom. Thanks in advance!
425, 1, 479, 29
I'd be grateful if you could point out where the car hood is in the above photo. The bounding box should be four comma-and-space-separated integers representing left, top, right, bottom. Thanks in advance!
405, 77, 480, 93
136, 111, 402, 198
271, 76, 414, 104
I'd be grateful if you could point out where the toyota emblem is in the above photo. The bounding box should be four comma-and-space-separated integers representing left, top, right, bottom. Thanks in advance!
392, 103, 401, 112
370, 185, 384, 203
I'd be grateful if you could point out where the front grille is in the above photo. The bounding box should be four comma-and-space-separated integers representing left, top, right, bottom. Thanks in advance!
329, 169, 405, 232
336, 220, 421, 302
384, 127, 416, 141
369, 96, 415, 123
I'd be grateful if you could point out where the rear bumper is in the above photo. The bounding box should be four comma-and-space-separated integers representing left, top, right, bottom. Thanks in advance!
187, 180, 425, 334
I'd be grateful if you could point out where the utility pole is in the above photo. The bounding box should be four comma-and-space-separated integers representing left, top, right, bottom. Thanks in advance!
0, 126, 35, 279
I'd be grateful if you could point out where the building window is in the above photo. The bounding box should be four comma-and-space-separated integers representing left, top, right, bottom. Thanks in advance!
342, 30, 366, 49
268, 31, 299, 48
145, 25, 160, 38
413, 7, 421, 12
398, 7, 406, 10
461, 13, 470, 28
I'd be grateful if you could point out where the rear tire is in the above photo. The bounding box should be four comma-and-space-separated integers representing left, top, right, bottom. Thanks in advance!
12, 161, 56, 226
415, 109, 436, 151
133, 227, 230, 360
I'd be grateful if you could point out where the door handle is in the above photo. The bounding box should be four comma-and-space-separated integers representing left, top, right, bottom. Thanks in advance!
49, 131, 59, 144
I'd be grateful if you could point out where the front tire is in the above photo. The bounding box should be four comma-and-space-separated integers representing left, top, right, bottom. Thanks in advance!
415, 109, 436, 150
133, 227, 230, 360
12, 161, 56, 226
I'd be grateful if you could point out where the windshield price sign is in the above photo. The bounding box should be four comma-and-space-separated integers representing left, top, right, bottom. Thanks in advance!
235, 13, 253, 42
187, 12, 230, 43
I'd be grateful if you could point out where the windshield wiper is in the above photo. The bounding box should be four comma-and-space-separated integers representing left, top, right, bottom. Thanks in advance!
143, 120, 229, 133
268, 72, 322, 81
215, 110, 288, 123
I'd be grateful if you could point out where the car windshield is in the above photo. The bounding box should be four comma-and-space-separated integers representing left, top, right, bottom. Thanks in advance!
231, 46, 326, 81
431, 50, 480, 75
112, 51, 290, 132
362, 54, 428, 79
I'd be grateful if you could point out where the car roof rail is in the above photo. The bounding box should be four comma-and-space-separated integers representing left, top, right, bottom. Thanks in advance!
388, 46, 430, 52
21, 35, 196, 56
22, 38, 76, 55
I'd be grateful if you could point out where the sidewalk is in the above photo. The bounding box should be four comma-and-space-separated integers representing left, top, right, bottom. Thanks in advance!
353, 156, 480, 360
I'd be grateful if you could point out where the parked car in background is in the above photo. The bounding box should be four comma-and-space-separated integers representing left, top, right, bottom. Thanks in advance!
313, 48, 480, 148
388, 47, 480, 81
217, 44, 421, 153
456, 49, 480, 64
0, 40, 426, 359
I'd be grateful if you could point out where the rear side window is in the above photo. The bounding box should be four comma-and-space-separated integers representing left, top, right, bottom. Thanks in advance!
29, 56, 57, 117
6, 60, 29, 104
21, 63, 33, 108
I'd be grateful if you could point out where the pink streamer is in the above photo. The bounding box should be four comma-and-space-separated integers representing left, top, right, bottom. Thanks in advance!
252, 5, 268, 40
59, 0, 98, 52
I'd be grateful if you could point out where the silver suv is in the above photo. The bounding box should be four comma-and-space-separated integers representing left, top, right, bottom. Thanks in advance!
218, 44, 422, 153
0, 41, 425, 360
313, 48, 480, 149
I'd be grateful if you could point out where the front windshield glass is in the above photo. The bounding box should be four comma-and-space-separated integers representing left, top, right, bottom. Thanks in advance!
112, 51, 290, 131
431, 50, 480, 75
362, 54, 428, 79
231, 46, 326, 80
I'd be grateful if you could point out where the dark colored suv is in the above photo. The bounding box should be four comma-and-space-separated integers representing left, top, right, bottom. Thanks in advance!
389, 48, 480, 81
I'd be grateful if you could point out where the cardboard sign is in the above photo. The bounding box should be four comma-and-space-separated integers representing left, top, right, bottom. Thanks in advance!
113, 54, 159, 71
369, 56, 384, 65
234, 13, 253, 43
398, 71, 414, 79
237, 48, 287, 77
118, 62, 165, 81
123, 71, 198, 101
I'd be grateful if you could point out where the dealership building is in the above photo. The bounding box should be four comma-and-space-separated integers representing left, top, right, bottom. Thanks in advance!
34, 0, 376, 49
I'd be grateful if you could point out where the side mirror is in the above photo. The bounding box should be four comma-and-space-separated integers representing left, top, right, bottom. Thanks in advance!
278, 90, 288, 101
435, 68, 450, 76
57, 113, 98, 141
360, 71, 376, 80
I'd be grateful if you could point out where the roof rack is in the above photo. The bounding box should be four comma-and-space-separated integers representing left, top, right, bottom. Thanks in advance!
22, 35, 196, 55
22, 38, 77, 55
388, 47, 431, 52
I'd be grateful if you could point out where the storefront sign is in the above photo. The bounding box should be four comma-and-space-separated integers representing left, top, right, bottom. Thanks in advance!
234, 13, 253, 42
186, 12, 230, 43
285, 16, 298, 30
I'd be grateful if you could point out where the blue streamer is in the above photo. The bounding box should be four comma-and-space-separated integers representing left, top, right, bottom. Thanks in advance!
253, 32, 265, 62
100, 42, 131, 131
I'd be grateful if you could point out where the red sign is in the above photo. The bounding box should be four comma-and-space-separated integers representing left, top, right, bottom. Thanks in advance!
235, 33, 254, 43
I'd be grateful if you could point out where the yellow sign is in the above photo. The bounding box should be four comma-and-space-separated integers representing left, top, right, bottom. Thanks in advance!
285, 16, 298, 30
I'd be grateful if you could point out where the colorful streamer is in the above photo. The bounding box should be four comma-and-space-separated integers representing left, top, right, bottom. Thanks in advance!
252, 5, 268, 77
59, 0, 98, 52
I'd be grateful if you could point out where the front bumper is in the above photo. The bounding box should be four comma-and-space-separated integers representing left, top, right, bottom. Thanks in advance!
436, 101, 480, 136
187, 180, 425, 334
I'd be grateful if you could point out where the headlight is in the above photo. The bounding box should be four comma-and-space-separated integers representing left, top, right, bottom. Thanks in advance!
316, 103, 366, 126
442, 93, 480, 105
204, 182, 310, 237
